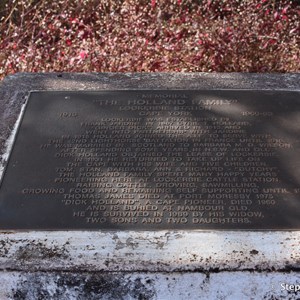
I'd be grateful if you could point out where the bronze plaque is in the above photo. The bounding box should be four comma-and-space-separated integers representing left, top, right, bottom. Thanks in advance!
0, 90, 300, 230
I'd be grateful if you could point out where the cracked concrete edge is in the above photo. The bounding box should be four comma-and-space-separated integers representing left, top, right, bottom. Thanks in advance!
0, 72, 300, 274
0, 270, 300, 300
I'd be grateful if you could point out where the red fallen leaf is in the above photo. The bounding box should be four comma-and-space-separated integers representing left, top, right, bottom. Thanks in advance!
70, 58, 75, 65
289, 28, 297, 34
151, 61, 161, 70
262, 41, 269, 49
269, 39, 276, 45
80, 50, 87, 59
262, 38, 276, 49
151, 0, 156, 9
69, 17, 79, 24
66, 39, 72, 46
177, 0, 182, 5
180, 15, 186, 23
282, 6, 289, 15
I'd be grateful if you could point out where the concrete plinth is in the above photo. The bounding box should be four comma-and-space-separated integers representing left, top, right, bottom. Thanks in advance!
0, 73, 300, 299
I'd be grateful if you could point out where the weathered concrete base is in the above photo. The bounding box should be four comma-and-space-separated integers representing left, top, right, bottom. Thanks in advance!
1, 271, 300, 300
1, 231, 300, 273
1, 73, 300, 299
